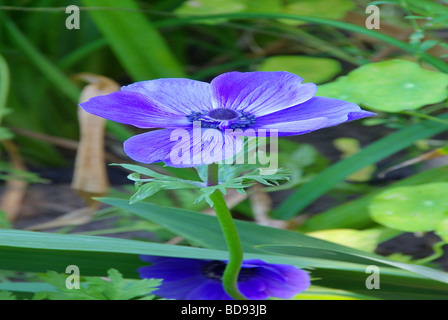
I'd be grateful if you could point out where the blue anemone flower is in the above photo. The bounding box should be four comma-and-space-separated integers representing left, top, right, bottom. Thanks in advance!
138, 256, 311, 300
80, 71, 374, 167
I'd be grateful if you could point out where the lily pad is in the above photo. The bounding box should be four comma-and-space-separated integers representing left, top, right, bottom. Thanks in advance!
175, 0, 246, 15
435, 219, 448, 243
175, 0, 354, 26
282, 0, 355, 25
369, 183, 448, 232
258, 55, 341, 84
317, 60, 448, 112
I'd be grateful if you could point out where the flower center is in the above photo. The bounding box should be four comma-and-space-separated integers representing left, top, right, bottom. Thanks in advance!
207, 108, 239, 120
201, 261, 258, 282
186, 109, 256, 130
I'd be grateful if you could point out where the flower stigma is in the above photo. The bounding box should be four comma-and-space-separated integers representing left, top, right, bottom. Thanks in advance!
186, 109, 257, 130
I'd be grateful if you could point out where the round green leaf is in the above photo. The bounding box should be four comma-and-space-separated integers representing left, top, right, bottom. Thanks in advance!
259, 55, 341, 84
282, 0, 354, 25
175, 0, 246, 14
317, 60, 448, 112
369, 183, 448, 232
435, 218, 448, 243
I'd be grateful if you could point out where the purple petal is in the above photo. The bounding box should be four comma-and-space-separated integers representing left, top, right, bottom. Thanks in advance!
139, 255, 170, 263
230, 118, 328, 137
255, 96, 375, 132
165, 127, 243, 167
185, 280, 231, 300
122, 78, 213, 114
124, 127, 243, 166
152, 277, 205, 300
238, 278, 269, 300
258, 266, 311, 299
79, 91, 189, 129
210, 71, 316, 117
123, 129, 178, 164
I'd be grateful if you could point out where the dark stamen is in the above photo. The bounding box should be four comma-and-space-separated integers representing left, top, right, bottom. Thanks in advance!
208, 108, 238, 120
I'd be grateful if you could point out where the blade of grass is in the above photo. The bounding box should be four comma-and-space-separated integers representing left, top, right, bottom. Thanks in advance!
81, 0, 185, 80
93, 198, 448, 299
99, 198, 448, 283
3, 17, 80, 103
0, 228, 361, 275
59, 38, 108, 70
3, 15, 132, 141
0, 54, 10, 126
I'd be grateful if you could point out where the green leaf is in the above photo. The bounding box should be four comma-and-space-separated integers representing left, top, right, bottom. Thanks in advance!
0, 229, 233, 278
0, 127, 14, 140
255, 244, 448, 285
0, 210, 12, 228
36, 269, 160, 300
81, 0, 185, 80
306, 228, 387, 253
282, 0, 355, 25
175, 0, 246, 17
98, 198, 448, 284
369, 183, 448, 232
435, 219, 448, 243
96, 198, 448, 299
318, 60, 448, 112
273, 113, 448, 220
258, 56, 341, 84
113, 163, 172, 180
1, 223, 448, 299
255, 244, 448, 299
298, 165, 448, 232
0, 291, 17, 300
0, 54, 10, 126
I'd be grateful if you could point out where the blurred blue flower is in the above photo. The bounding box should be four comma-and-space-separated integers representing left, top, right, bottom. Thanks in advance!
138, 256, 311, 300
80, 71, 374, 166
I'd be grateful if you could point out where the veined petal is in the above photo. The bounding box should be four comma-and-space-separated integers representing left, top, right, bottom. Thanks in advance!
230, 117, 328, 137
259, 267, 311, 299
124, 128, 243, 166
255, 96, 375, 129
79, 91, 189, 129
123, 129, 178, 164
165, 127, 243, 167
210, 71, 316, 117
185, 280, 230, 300
151, 276, 205, 300
238, 278, 269, 300
122, 78, 213, 114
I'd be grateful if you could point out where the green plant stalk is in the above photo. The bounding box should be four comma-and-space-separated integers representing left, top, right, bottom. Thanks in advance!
401, 110, 448, 126
81, 0, 186, 80
414, 240, 447, 265
0, 54, 10, 126
207, 163, 247, 300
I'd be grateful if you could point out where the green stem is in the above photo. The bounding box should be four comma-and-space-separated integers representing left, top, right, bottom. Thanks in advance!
414, 240, 446, 265
207, 163, 247, 300
401, 111, 448, 126
0, 54, 10, 127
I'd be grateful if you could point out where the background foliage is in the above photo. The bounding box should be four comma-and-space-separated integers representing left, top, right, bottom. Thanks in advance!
1, 0, 448, 300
